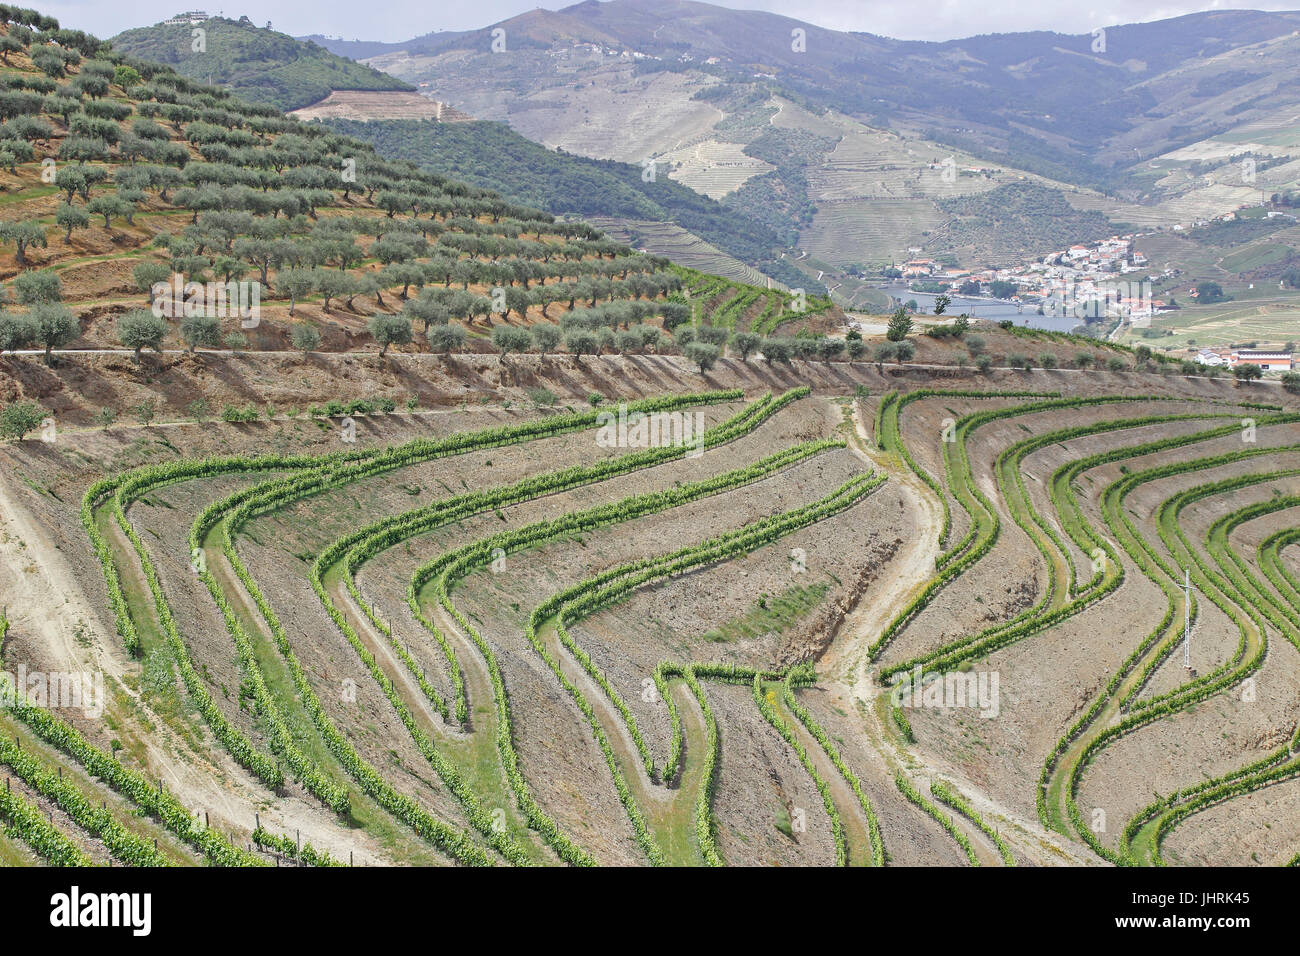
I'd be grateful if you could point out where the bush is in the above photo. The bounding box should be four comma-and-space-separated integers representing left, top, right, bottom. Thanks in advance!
525, 386, 557, 407
1074, 352, 1094, 368
132, 399, 156, 426
1282, 372, 1300, 395
974, 354, 994, 374
1106, 356, 1126, 371
1038, 352, 1057, 369
290, 323, 321, 352
376, 397, 397, 414
1008, 353, 1033, 370
966, 335, 986, 356
223, 332, 248, 352
220, 404, 259, 423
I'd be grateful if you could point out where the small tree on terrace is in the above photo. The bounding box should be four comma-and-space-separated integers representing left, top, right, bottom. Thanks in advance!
684, 341, 719, 373
427, 323, 465, 355
117, 309, 168, 362
291, 323, 322, 353
314, 269, 354, 314
55, 203, 89, 243
133, 262, 172, 304
369, 314, 412, 357
531, 322, 560, 357
403, 293, 449, 333
817, 338, 845, 363
731, 330, 760, 360
491, 324, 532, 358
277, 268, 316, 317
564, 329, 598, 360
0, 311, 35, 353
13, 269, 61, 305
886, 307, 912, 342
1233, 363, 1262, 384
180, 314, 220, 353
0, 401, 45, 441
0, 221, 47, 266
29, 303, 78, 364
87, 195, 128, 229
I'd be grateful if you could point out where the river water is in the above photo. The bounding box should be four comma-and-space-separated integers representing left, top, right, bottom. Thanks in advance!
884, 288, 1089, 334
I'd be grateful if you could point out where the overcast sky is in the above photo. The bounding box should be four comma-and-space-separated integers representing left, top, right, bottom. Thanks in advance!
35, 0, 1299, 44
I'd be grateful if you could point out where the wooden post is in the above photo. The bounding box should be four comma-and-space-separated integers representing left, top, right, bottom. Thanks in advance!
255, 812, 260, 831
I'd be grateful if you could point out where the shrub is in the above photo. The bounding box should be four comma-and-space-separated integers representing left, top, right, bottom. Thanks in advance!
974, 354, 994, 374
132, 399, 156, 426
966, 334, 986, 356
290, 323, 321, 352
1008, 352, 1032, 370
525, 386, 557, 407
1038, 352, 1057, 369
1282, 372, 1300, 395
1074, 352, 1094, 368
894, 341, 915, 363
223, 331, 248, 352
1106, 356, 1126, 371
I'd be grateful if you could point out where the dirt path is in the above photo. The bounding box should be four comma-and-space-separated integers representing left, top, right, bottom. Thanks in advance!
819, 399, 944, 685
0, 472, 126, 683
818, 399, 1095, 866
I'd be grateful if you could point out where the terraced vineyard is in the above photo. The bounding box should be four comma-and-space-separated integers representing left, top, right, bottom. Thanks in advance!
4, 362, 1298, 868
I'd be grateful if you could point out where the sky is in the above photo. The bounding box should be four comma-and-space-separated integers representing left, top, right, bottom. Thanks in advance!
34, 0, 1300, 44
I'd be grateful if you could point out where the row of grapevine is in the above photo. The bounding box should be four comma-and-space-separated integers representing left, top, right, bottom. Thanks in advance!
928, 780, 1015, 866
893, 773, 980, 866
0, 734, 168, 866
752, 674, 846, 865
0, 780, 91, 866
251, 826, 344, 867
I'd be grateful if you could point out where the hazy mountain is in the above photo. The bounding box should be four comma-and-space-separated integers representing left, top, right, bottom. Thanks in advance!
305, 1, 1300, 273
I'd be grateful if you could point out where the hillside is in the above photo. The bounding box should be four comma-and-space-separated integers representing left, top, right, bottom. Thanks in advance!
321, 116, 821, 293
110, 15, 412, 111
